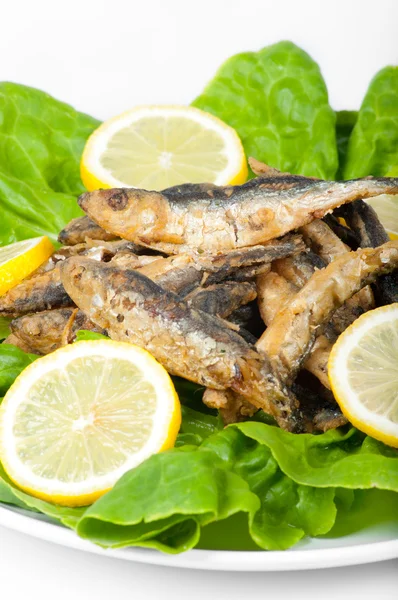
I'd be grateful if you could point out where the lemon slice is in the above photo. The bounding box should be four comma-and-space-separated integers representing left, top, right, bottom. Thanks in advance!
0, 237, 54, 296
81, 105, 248, 191
0, 340, 181, 506
328, 305, 398, 448
366, 195, 398, 239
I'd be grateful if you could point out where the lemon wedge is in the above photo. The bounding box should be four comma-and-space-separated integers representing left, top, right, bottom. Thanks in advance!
81, 105, 248, 191
0, 340, 181, 506
366, 195, 398, 239
0, 237, 54, 296
328, 304, 398, 448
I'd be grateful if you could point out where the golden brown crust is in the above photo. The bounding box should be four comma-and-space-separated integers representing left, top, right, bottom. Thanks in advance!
257, 241, 398, 383
78, 178, 398, 253
58, 216, 117, 245
9, 308, 105, 355
60, 257, 299, 429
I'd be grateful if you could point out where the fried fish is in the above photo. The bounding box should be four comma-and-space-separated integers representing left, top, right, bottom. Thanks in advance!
58, 215, 117, 245
0, 240, 151, 317
9, 308, 106, 355
78, 177, 398, 253
137, 235, 302, 295
60, 257, 298, 429
257, 240, 398, 384
185, 281, 257, 319
341, 199, 398, 305
0, 266, 72, 317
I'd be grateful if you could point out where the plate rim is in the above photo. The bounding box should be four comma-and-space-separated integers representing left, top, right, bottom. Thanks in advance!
0, 503, 397, 571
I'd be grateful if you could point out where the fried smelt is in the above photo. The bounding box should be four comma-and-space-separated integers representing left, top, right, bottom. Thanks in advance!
273, 250, 325, 287
300, 219, 349, 262
341, 199, 398, 305
322, 214, 360, 250
60, 257, 299, 429
186, 282, 257, 319
0, 266, 71, 317
302, 336, 333, 390
248, 157, 318, 181
292, 373, 347, 432
137, 255, 203, 295
256, 271, 296, 326
256, 270, 331, 389
202, 389, 257, 424
3, 333, 35, 354
0, 240, 150, 317
9, 308, 105, 355
273, 235, 374, 339
78, 177, 398, 253
58, 215, 117, 245
138, 235, 302, 295
342, 200, 389, 248
257, 241, 398, 384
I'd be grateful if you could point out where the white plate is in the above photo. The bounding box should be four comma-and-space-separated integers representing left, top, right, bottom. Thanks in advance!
1, 503, 397, 571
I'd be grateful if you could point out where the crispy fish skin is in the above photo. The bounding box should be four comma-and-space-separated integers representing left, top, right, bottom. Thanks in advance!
60, 257, 298, 428
3, 333, 35, 354
322, 214, 360, 249
196, 235, 304, 273
186, 282, 257, 319
137, 255, 202, 296
256, 270, 332, 389
58, 216, 117, 245
342, 200, 389, 248
273, 250, 325, 288
302, 336, 333, 391
248, 158, 319, 181
136, 235, 302, 295
273, 238, 374, 340
78, 177, 398, 253
83, 238, 151, 256
292, 374, 347, 432
9, 308, 105, 355
300, 219, 349, 262
256, 271, 296, 326
0, 240, 148, 318
341, 199, 398, 305
257, 240, 398, 383
0, 266, 71, 317
259, 230, 373, 391
110, 253, 160, 270
202, 389, 257, 424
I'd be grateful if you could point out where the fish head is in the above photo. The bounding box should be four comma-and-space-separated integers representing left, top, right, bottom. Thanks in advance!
79, 189, 131, 212
78, 188, 172, 244
60, 257, 119, 326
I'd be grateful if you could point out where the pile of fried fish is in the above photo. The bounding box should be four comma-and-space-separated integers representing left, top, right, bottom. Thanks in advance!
3, 159, 398, 434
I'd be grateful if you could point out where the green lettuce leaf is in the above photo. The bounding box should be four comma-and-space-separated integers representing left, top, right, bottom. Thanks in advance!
1, 416, 398, 552
0, 344, 38, 396
335, 110, 357, 179
0, 463, 85, 528
177, 405, 222, 447
325, 489, 398, 539
0, 83, 99, 245
201, 427, 337, 549
74, 330, 108, 342
343, 67, 398, 178
0, 317, 11, 340
193, 41, 338, 179
0, 172, 84, 246
77, 446, 260, 553
75, 423, 398, 553
0, 83, 99, 195
237, 422, 398, 490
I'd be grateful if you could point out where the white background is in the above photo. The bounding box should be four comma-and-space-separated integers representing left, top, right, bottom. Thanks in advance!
0, 0, 397, 597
